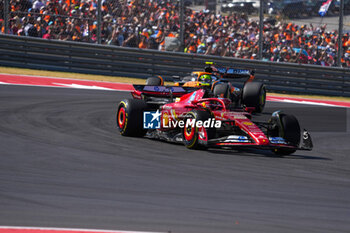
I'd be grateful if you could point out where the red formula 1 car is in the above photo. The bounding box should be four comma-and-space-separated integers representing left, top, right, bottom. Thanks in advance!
116, 85, 313, 155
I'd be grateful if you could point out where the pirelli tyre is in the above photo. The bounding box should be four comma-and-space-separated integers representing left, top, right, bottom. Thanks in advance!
146, 76, 163, 86
242, 82, 266, 113
182, 110, 216, 149
270, 113, 301, 155
117, 99, 148, 137
213, 83, 230, 98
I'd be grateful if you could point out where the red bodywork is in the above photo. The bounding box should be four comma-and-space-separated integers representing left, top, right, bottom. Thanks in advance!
132, 87, 292, 149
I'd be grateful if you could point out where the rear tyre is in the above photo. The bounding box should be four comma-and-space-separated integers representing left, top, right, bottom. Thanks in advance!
241, 82, 266, 113
117, 99, 148, 137
146, 76, 163, 86
270, 113, 301, 155
213, 83, 230, 98
182, 110, 216, 149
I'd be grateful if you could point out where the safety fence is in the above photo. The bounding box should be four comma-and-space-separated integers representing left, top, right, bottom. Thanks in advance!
0, 34, 349, 97
1, 0, 350, 68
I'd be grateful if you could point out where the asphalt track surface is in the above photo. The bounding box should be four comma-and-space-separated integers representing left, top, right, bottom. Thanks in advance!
0, 85, 350, 233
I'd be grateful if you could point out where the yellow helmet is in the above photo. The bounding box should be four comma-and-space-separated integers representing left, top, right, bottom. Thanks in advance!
199, 74, 211, 86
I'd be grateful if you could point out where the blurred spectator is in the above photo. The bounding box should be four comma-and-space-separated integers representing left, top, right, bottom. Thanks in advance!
1, 0, 349, 67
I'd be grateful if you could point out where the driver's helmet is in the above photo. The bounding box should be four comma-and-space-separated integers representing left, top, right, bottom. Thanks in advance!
199, 74, 212, 86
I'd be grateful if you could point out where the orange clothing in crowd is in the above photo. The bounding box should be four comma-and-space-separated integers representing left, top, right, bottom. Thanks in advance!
286, 33, 292, 41
155, 30, 163, 43
141, 31, 149, 39
187, 45, 196, 53
139, 41, 147, 49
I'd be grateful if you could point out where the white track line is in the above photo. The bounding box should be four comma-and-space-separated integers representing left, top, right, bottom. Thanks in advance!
0, 226, 165, 233
274, 99, 342, 107
52, 83, 116, 90
0, 82, 122, 91
0, 73, 129, 85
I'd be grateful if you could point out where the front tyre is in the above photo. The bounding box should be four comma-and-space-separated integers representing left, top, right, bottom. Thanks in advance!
117, 99, 148, 137
242, 82, 266, 113
213, 83, 230, 98
182, 110, 215, 149
270, 113, 301, 155
213, 83, 240, 105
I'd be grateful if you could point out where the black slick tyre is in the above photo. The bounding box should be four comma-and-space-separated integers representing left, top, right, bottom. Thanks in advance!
146, 76, 163, 86
213, 83, 230, 98
271, 114, 301, 155
242, 82, 266, 113
117, 99, 148, 137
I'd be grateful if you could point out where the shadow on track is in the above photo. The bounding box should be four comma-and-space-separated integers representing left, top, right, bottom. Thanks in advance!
207, 148, 331, 161
144, 137, 330, 160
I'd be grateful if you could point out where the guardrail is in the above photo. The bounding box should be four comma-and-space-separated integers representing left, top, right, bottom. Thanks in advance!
0, 34, 349, 97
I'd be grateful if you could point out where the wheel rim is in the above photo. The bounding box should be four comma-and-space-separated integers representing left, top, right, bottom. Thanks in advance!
184, 123, 195, 141
118, 107, 126, 129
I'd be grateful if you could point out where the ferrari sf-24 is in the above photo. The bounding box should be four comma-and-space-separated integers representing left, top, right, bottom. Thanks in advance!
116, 85, 312, 155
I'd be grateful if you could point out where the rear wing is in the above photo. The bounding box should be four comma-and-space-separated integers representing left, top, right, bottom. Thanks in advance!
132, 85, 194, 99
204, 62, 254, 80
214, 67, 253, 79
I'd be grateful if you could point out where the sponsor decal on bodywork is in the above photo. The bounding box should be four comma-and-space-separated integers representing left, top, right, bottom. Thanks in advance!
224, 135, 250, 143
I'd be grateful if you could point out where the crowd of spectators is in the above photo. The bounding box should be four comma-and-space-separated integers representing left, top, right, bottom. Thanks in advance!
1, 0, 350, 67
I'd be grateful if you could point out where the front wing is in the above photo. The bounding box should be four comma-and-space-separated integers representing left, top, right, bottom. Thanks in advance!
207, 130, 313, 151
145, 128, 313, 152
